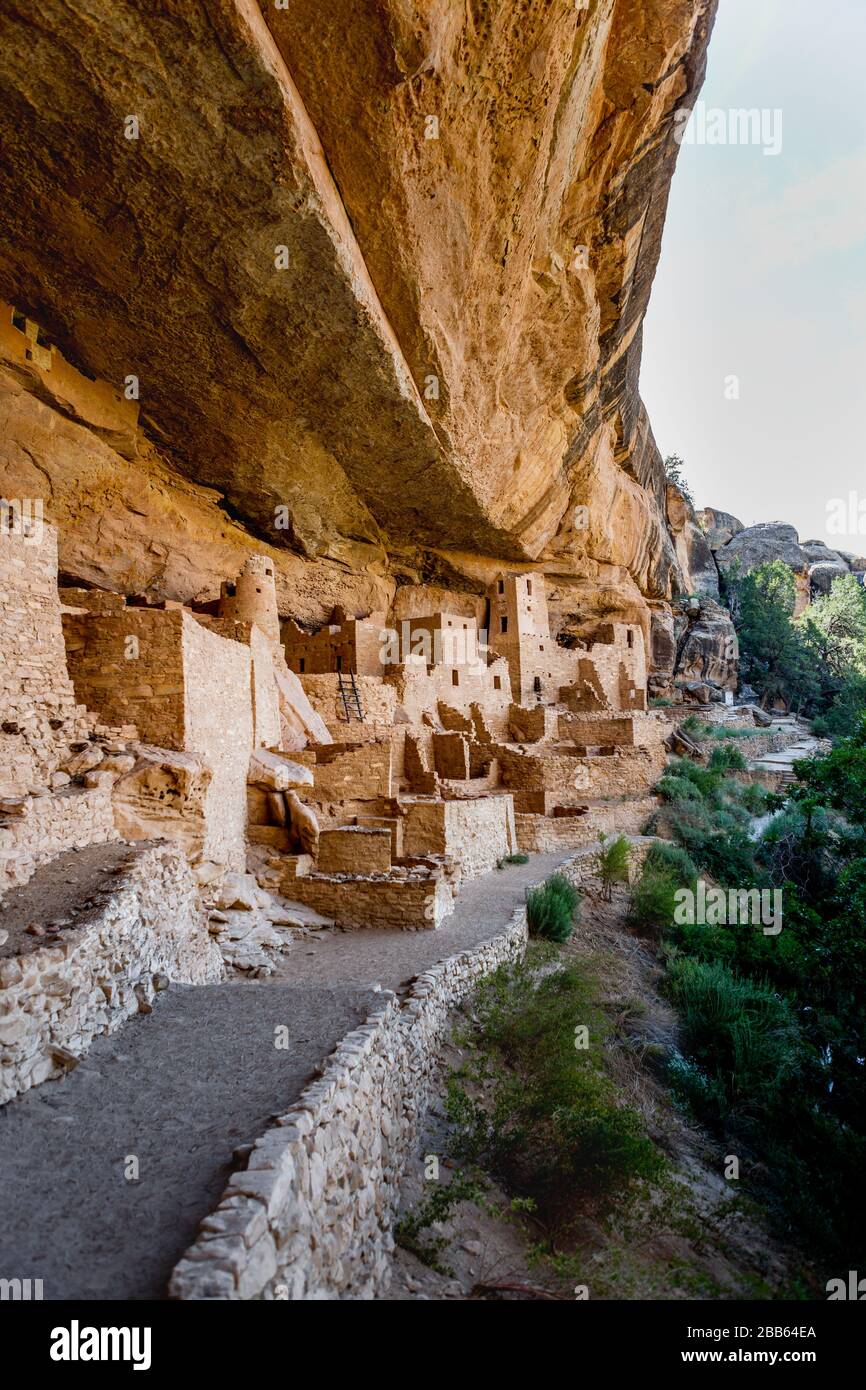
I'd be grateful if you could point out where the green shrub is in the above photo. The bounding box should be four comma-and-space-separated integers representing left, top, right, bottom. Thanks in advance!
666, 802, 759, 886
658, 774, 702, 804
738, 782, 770, 815
447, 954, 663, 1219
597, 833, 631, 899
708, 745, 747, 773
526, 872, 580, 943
501, 852, 529, 866
395, 1169, 488, 1273
667, 1051, 727, 1116
671, 757, 724, 798
666, 958, 802, 1119
628, 865, 680, 931
645, 841, 697, 887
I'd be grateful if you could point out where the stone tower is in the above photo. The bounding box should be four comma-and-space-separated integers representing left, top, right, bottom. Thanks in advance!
219, 555, 280, 645
488, 572, 551, 702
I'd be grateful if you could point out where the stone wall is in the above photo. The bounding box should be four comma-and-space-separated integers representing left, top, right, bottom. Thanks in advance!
63, 608, 187, 749
507, 704, 558, 743
299, 674, 398, 735
559, 714, 637, 747
63, 608, 255, 868
169, 902, 529, 1301
0, 522, 88, 788
0, 783, 117, 896
402, 796, 516, 879
581, 745, 668, 798
388, 661, 512, 737
282, 867, 453, 931
205, 619, 282, 751
515, 797, 658, 853
0, 841, 223, 1104
317, 826, 392, 875
181, 614, 252, 870
698, 729, 805, 759
431, 731, 469, 780
294, 741, 393, 805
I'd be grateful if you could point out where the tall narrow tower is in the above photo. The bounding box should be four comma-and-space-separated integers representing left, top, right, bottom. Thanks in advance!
219, 555, 280, 645
488, 572, 551, 702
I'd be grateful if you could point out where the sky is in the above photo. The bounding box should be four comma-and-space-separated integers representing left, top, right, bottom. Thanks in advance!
639, 0, 866, 553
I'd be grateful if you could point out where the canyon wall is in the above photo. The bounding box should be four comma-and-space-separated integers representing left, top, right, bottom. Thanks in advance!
0, 0, 718, 651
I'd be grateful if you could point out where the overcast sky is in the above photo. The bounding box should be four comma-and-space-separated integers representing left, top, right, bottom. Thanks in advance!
640, 0, 866, 553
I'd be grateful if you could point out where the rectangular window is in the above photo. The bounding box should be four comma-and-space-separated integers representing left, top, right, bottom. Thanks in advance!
493, 675, 501, 690
497, 580, 504, 594
501, 616, 508, 634
452, 669, 459, 686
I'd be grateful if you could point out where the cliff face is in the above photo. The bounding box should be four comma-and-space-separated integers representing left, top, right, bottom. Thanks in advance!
0, 0, 718, 636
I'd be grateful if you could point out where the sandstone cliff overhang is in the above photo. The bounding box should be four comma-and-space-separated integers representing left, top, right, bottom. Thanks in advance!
0, 0, 718, 607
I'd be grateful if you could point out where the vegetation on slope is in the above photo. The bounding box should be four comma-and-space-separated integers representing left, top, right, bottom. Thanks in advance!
724, 559, 866, 734
634, 722, 866, 1269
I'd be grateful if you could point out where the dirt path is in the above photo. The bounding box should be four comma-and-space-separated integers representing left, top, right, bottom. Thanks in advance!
0, 850, 573, 1300
266, 850, 575, 992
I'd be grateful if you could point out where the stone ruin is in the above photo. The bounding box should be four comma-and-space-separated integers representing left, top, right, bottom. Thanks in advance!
0, 514, 670, 1104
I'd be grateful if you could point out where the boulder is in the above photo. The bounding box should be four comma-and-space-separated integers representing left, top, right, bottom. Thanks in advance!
697, 508, 745, 551
272, 667, 333, 751
248, 749, 314, 793
60, 744, 104, 777
715, 523, 811, 614
286, 791, 320, 857
809, 561, 850, 597
213, 873, 270, 913
802, 540, 847, 566
674, 598, 739, 693
112, 746, 212, 861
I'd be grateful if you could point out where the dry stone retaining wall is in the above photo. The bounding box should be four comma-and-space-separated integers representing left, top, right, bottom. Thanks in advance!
0, 841, 223, 1104
0, 783, 117, 895
169, 838, 654, 1301
283, 868, 453, 931
515, 795, 658, 853
169, 906, 531, 1300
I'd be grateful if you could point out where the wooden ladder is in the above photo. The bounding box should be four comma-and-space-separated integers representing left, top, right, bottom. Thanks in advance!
338, 669, 364, 722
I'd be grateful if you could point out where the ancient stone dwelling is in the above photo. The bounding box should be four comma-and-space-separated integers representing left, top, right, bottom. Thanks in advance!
0, 480, 671, 1079
0, 0, 733, 1300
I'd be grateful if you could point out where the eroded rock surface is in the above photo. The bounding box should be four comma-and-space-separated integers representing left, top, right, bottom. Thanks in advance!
0, 0, 718, 640
667, 483, 719, 598
697, 507, 744, 551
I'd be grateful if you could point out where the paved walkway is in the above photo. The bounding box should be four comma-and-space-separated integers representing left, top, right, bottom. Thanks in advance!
0, 851, 571, 1300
